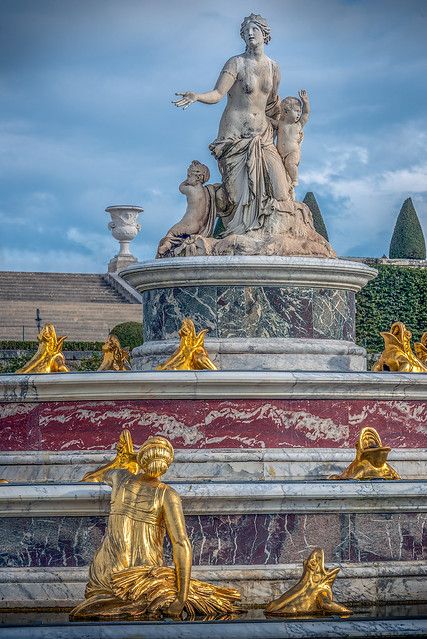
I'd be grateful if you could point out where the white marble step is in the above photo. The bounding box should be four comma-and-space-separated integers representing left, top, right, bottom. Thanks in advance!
2, 370, 427, 402
0, 480, 426, 516
1, 448, 426, 483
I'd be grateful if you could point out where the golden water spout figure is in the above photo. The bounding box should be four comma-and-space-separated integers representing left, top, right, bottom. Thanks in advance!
372, 321, 427, 373
329, 427, 400, 480
265, 548, 351, 617
16, 323, 69, 373
70, 429, 240, 620
156, 318, 217, 370
98, 334, 131, 371
414, 331, 427, 365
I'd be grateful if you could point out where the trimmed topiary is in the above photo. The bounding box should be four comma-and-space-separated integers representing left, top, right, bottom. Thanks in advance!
303, 192, 329, 241
110, 321, 143, 351
389, 198, 426, 260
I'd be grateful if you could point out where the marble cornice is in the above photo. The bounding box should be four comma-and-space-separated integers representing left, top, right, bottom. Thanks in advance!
121, 256, 377, 292
1, 370, 427, 402
1, 480, 426, 516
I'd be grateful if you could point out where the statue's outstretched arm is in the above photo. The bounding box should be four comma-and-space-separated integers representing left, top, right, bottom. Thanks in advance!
299, 89, 310, 127
173, 63, 235, 109
163, 487, 192, 615
82, 429, 137, 482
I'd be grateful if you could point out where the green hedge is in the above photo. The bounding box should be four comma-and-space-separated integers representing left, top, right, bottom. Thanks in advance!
110, 322, 143, 351
356, 264, 427, 352
0, 340, 104, 351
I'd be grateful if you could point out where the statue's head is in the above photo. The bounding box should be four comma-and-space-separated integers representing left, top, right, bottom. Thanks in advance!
281, 96, 302, 123
187, 160, 210, 185
240, 14, 271, 46
357, 427, 390, 468
137, 436, 174, 478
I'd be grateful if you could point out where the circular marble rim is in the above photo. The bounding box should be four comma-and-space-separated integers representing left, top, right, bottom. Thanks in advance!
120, 256, 377, 293
134, 337, 366, 356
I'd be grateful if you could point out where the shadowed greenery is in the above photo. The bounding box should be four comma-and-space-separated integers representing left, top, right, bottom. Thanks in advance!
356, 264, 427, 352
303, 192, 329, 241
110, 321, 143, 351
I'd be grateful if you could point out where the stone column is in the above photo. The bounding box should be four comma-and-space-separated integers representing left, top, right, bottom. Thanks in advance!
106, 205, 143, 273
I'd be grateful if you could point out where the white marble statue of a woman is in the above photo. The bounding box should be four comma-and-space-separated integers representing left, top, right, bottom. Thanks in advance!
171, 14, 335, 258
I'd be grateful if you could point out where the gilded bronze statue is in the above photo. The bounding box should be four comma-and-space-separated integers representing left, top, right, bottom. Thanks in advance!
329, 427, 400, 480
98, 334, 131, 371
16, 323, 69, 373
414, 331, 427, 365
372, 321, 427, 373
70, 430, 240, 620
265, 548, 351, 617
156, 318, 217, 371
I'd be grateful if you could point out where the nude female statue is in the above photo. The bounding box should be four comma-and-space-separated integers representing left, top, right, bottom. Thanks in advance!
173, 14, 335, 258
174, 14, 289, 236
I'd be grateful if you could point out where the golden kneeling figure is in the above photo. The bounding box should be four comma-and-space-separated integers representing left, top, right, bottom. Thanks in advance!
70, 430, 240, 620
265, 548, 351, 617
329, 426, 400, 480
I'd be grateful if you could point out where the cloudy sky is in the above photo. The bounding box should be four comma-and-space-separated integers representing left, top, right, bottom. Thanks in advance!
1, 0, 426, 272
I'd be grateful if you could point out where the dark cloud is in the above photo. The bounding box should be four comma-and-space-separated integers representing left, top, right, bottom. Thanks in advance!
1, 0, 426, 270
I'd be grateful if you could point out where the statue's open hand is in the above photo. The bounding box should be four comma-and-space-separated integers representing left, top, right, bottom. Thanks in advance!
298, 89, 309, 102
173, 92, 198, 109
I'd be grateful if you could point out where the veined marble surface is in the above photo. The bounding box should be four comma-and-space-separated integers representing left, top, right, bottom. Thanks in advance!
1, 448, 425, 482
1, 561, 425, 608
1, 370, 427, 402
1, 394, 426, 451
141, 287, 355, 342
1, 481, 426, 516
1, 512, 426, 567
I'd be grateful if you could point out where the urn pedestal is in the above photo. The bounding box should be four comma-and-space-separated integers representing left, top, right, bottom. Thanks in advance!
106, 205, 143, 273
121, 256, 377, 371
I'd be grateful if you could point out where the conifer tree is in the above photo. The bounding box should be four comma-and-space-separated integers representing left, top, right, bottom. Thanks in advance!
303, 192, 329, 241
389, 198, 426, 260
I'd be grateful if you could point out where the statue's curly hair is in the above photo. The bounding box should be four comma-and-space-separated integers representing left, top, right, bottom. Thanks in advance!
189, 160, 210, 183
240, 13, 271, 45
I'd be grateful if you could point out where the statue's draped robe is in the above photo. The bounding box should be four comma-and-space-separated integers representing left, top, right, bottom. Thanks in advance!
209, 56, 291, 237
70, 469, 241, 619
86, 470, 167, 599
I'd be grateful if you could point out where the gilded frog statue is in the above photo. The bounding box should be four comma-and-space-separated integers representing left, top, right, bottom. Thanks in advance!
372, 321, 427, 373
329, 427, 400, 480
16, 323, 69, 373
265, 548, 351, 617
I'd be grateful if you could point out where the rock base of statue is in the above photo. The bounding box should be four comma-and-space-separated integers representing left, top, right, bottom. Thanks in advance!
157, 200, 337, 259
121, 256, 376, 372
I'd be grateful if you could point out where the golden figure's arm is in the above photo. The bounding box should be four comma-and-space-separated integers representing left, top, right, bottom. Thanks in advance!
163, 486, 192, 614
82, 429, 137, 482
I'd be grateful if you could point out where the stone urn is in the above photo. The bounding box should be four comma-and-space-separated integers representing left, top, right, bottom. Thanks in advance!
106, 205, 143, 273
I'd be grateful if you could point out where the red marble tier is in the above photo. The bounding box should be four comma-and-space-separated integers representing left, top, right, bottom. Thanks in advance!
0, 398, 425, 451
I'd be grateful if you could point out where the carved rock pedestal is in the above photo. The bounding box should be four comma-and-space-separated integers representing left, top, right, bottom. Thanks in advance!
121, 256, 376, 372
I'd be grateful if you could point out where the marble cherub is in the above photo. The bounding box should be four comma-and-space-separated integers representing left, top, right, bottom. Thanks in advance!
275, 89, 310, 198
157, 161, 218, 257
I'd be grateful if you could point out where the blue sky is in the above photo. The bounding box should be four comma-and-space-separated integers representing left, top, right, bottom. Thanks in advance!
1, 0, 426, 272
